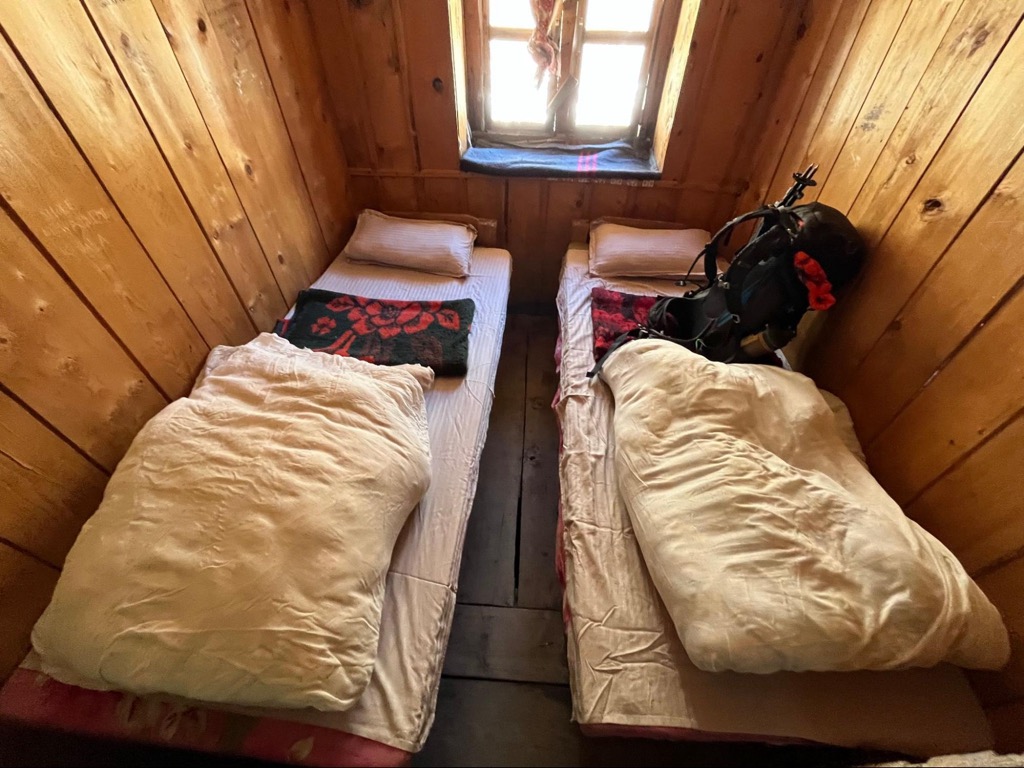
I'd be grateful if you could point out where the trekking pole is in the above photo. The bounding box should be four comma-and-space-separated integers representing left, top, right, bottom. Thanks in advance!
753, 164, 818, 240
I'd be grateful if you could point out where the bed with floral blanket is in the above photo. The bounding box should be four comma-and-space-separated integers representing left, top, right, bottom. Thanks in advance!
0, 246, 512, 767
554, 243, 996, 757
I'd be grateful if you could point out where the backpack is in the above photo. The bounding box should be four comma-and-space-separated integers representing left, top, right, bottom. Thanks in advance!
588, 167, 866, 376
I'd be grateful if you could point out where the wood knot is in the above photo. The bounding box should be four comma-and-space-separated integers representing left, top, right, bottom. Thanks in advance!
755, 52, 763, 63
969, 26, 990, 56
244, 162, 254, 177
796, 22, 807, 40
277, 253, 286, 265
432, 77, 444, 93
923, 197, 943, 213
904, 153, 916, 165
888, 318, 903, 332
197, 17, 207, 34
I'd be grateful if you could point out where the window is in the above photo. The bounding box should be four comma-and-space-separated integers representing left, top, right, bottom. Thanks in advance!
466, 0, 683, 145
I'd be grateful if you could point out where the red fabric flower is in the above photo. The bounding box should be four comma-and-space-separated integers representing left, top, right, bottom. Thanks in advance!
327, 294, 361, 313
351, 300, 435, 339
793, 251, 836, 311
436, 308, 461, 330
311, 316, 337, 335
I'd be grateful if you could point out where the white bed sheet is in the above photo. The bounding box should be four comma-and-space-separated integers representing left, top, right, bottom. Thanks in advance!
19, 248, 511, 754
273, 247, 511, 751
555, 244, 993, 757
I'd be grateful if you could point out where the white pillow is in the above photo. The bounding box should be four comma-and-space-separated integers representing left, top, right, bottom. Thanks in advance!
344, 210, 475, 277
589, 221, 709, 279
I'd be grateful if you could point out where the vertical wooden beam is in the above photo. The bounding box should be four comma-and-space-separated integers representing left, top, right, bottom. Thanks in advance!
682, 0, 790, 196
760, 0, 873, 205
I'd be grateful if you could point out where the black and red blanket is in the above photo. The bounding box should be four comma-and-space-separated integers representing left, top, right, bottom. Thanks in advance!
275, 289, 475, 376
590, 287, 656, 362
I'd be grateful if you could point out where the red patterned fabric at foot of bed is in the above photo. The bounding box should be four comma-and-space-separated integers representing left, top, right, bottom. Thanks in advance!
0, 669, 410, 768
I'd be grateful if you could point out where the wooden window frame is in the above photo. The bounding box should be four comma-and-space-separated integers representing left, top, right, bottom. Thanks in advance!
463, 0, 682, 145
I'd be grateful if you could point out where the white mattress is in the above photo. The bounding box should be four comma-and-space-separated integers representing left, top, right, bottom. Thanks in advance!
17, 248, 510, 754
277, 247, 511, 750
555, 244, 993, 757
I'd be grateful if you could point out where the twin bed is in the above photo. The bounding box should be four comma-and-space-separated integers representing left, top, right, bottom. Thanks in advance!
0, 213, 1003, 763
0, 216, 511, 766
555, 239, 996, 757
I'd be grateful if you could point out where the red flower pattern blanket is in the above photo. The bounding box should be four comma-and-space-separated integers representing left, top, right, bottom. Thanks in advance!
275, 289, 475, 376
590, 287, 656, 362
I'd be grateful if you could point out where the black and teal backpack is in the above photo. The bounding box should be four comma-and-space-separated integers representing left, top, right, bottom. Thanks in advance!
589, 166, 866, 376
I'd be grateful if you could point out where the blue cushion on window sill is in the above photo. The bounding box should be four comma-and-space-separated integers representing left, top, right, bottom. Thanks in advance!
460, 138, 660, 180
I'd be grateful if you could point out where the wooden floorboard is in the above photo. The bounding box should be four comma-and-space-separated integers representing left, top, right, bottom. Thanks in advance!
442, 604, 567, 684
414, 678, 583, 767
457, 316, 527, 606
516, 315, 563, 610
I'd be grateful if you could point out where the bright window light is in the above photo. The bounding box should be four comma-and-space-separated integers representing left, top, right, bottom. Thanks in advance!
488, 0, 535, 29
574, 43, 645, 127
489, 39, 549, 125
585, 0, 655, 32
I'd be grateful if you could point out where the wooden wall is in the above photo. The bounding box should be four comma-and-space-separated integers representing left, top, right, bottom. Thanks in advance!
0, 0, 353, 679
312, 0, 818, 306
735, 0, 1024, 747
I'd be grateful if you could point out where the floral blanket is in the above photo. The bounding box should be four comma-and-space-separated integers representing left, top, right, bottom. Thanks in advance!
590, 286, 656, 362
275, 289, 475, 376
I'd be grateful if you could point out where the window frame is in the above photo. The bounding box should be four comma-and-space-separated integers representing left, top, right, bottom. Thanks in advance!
464, 0, 681, 145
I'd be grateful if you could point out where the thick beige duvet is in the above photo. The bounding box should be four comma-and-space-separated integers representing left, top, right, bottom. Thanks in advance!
600, 339, 1010, 675
32, 334, 433, 712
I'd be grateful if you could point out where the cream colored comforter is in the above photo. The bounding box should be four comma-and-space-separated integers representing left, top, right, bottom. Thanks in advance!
557, 244, 998, 756
600, 339, 1009, 675
32, 334, 433, 712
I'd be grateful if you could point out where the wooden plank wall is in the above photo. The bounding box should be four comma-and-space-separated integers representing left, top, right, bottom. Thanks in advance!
0, 0, 354, 679
313, 0, 818, 306
733, 0, 1024, 745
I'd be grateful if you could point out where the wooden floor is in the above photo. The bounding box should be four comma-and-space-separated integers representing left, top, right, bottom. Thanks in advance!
0, 313, 890, 767
413, 313, 882, 767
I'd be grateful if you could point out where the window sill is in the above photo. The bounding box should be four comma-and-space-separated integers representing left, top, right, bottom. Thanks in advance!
459, 138, 660, 180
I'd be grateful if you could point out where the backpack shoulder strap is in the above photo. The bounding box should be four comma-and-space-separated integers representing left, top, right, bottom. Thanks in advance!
700, 207, 785, 284
722, 208, 801, 316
